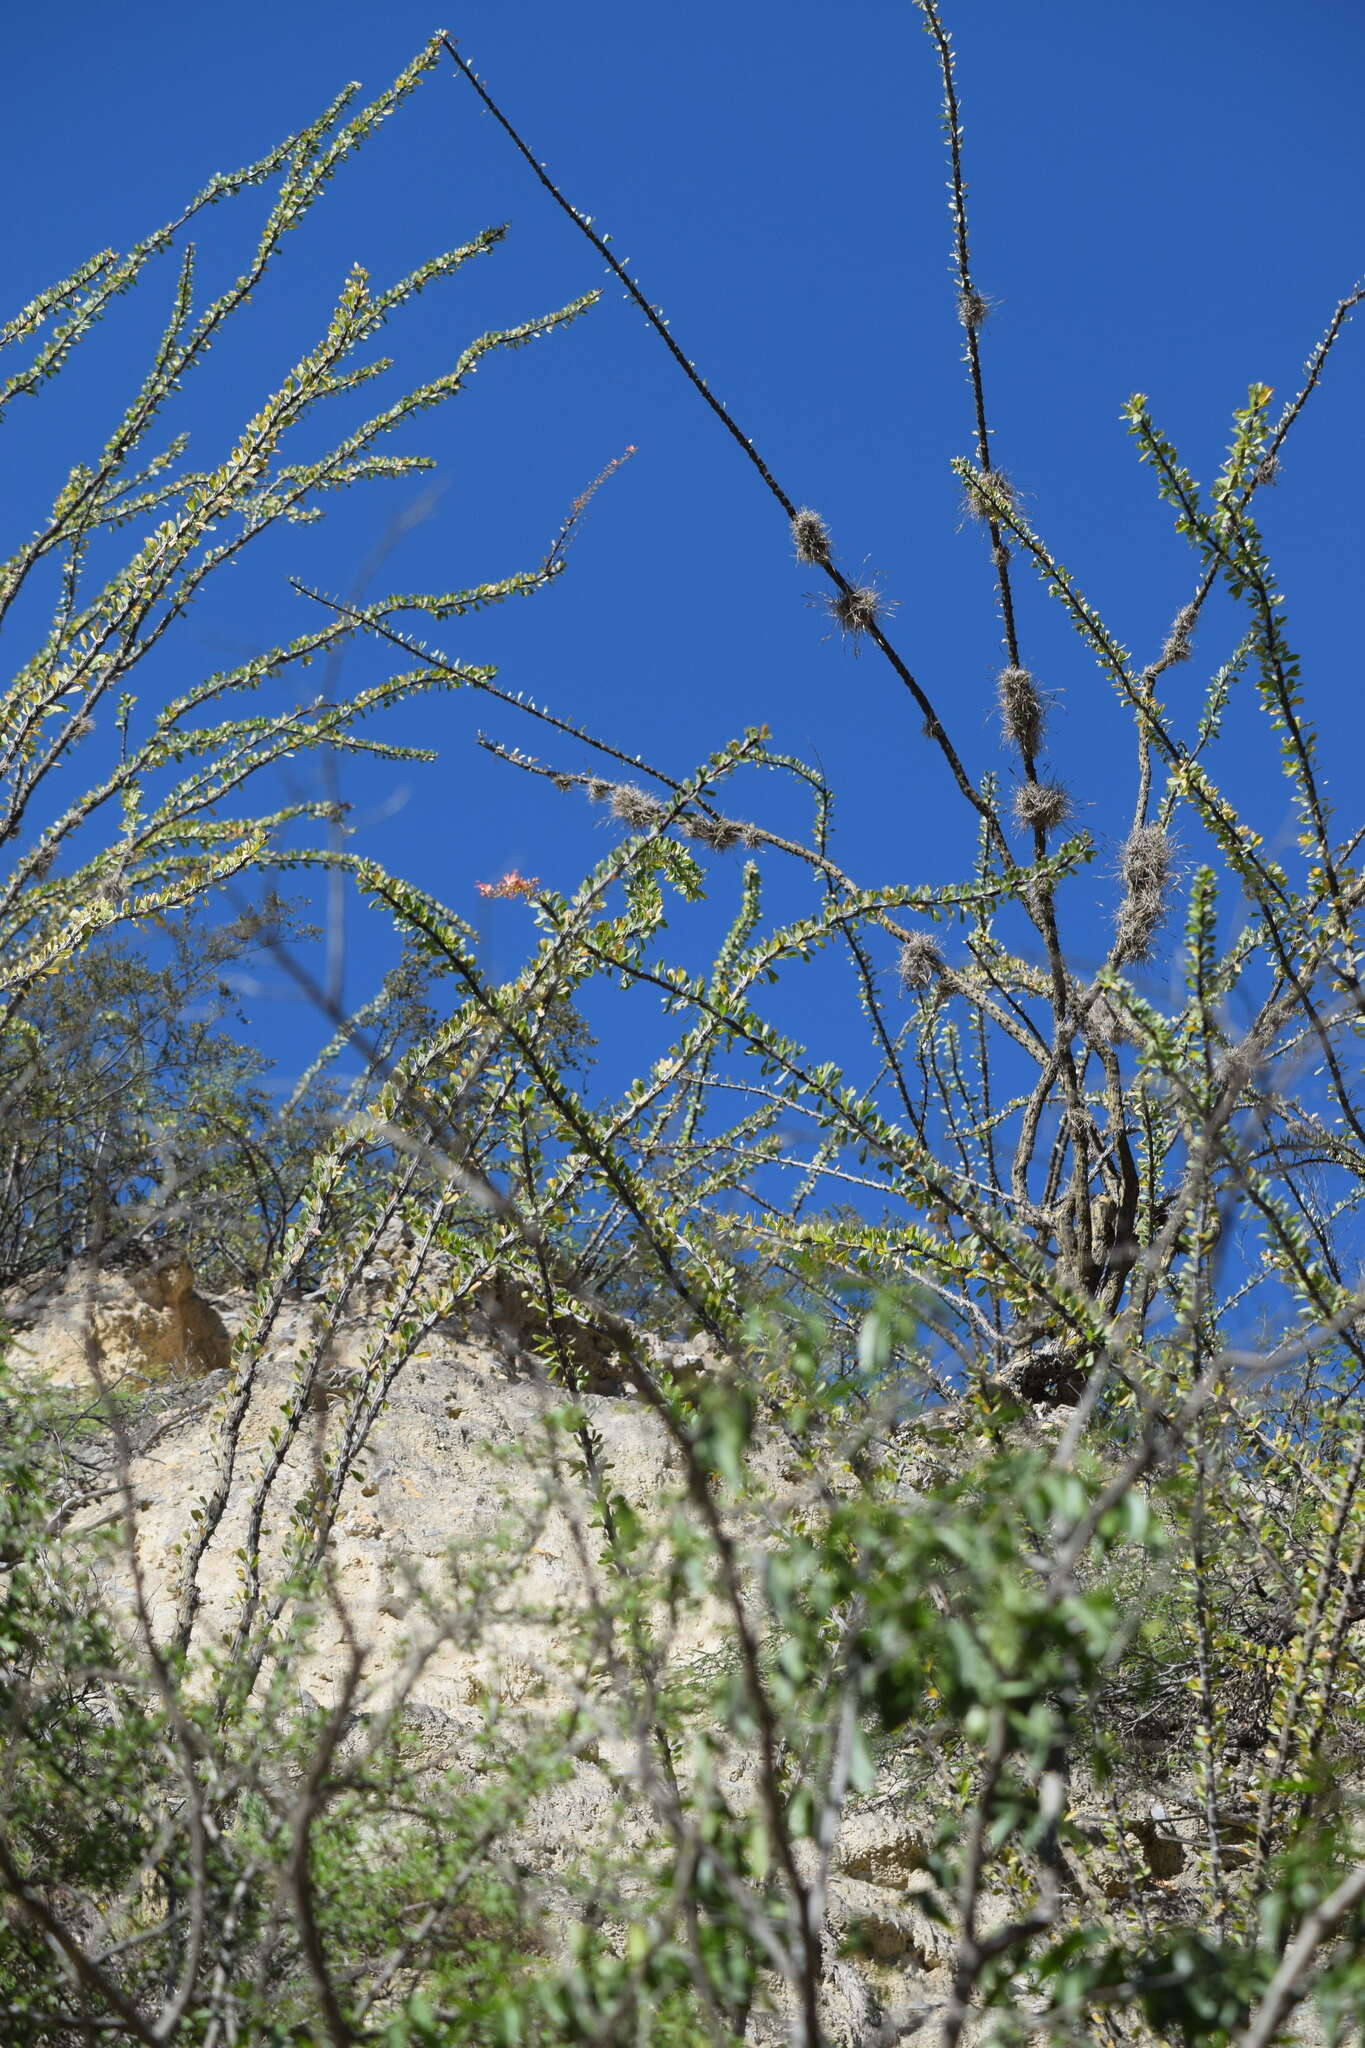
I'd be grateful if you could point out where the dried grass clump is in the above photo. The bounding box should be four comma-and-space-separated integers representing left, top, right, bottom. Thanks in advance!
827, 583, 885, 646
1013, 778, 1071, 834
897, 932, 945, 991
1115, 823, 1175, 962
791, 507, 832, 565
957, 286, 990, 331
1120, 823, 1173, 899
962, 467, 1015, 524
1161, 602, 1198, 666
608, 784, 667, 830
1086, 993, 1133, 1048
683, 812, 746, 852
996, 665, 1044, 758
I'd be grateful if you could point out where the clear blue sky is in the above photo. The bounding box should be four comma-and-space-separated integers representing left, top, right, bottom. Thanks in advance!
4, 1, 1363, 1088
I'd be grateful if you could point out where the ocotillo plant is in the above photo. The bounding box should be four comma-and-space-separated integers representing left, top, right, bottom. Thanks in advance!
3, 8, 1365, 2047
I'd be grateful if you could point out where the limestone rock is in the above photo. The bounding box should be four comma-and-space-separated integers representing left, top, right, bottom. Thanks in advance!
10, 1262, 1020, 2040
3, 1255, 230, 1387
835, 1804, 930, 1888
828, 1874, 944, 1968
75, 1309, 702, 1724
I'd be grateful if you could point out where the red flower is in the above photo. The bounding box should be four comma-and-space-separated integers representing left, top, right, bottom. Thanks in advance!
477, 871, 539, 900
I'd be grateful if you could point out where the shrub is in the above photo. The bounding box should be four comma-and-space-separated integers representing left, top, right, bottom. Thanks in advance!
4, 10, 1365, 2047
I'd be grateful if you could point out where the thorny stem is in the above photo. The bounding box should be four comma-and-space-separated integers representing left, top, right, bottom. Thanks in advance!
916, 0, 1022, 671
440, 33, 1001, 846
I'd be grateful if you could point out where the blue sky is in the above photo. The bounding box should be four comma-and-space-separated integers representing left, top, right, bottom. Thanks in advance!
4, 0, 1363, 1090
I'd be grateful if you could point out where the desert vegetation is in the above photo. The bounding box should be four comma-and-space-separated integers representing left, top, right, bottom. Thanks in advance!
2, 9, 1364, 2044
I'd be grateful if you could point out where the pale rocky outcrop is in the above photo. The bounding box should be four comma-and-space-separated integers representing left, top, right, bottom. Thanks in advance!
70, 1304, 695, 1719
4, 1263, 1196, 2046
3, 1254, 230, 1387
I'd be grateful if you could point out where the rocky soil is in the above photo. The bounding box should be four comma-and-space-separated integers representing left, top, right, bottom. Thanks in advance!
4, 1258, 1201, 2045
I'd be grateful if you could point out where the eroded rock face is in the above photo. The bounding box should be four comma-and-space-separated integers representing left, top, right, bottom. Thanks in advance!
21, 1290, 973, 2031
3, 1268, 1187, 2044
76, 1306, 713, 1724
3, 1255, 230, 1387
